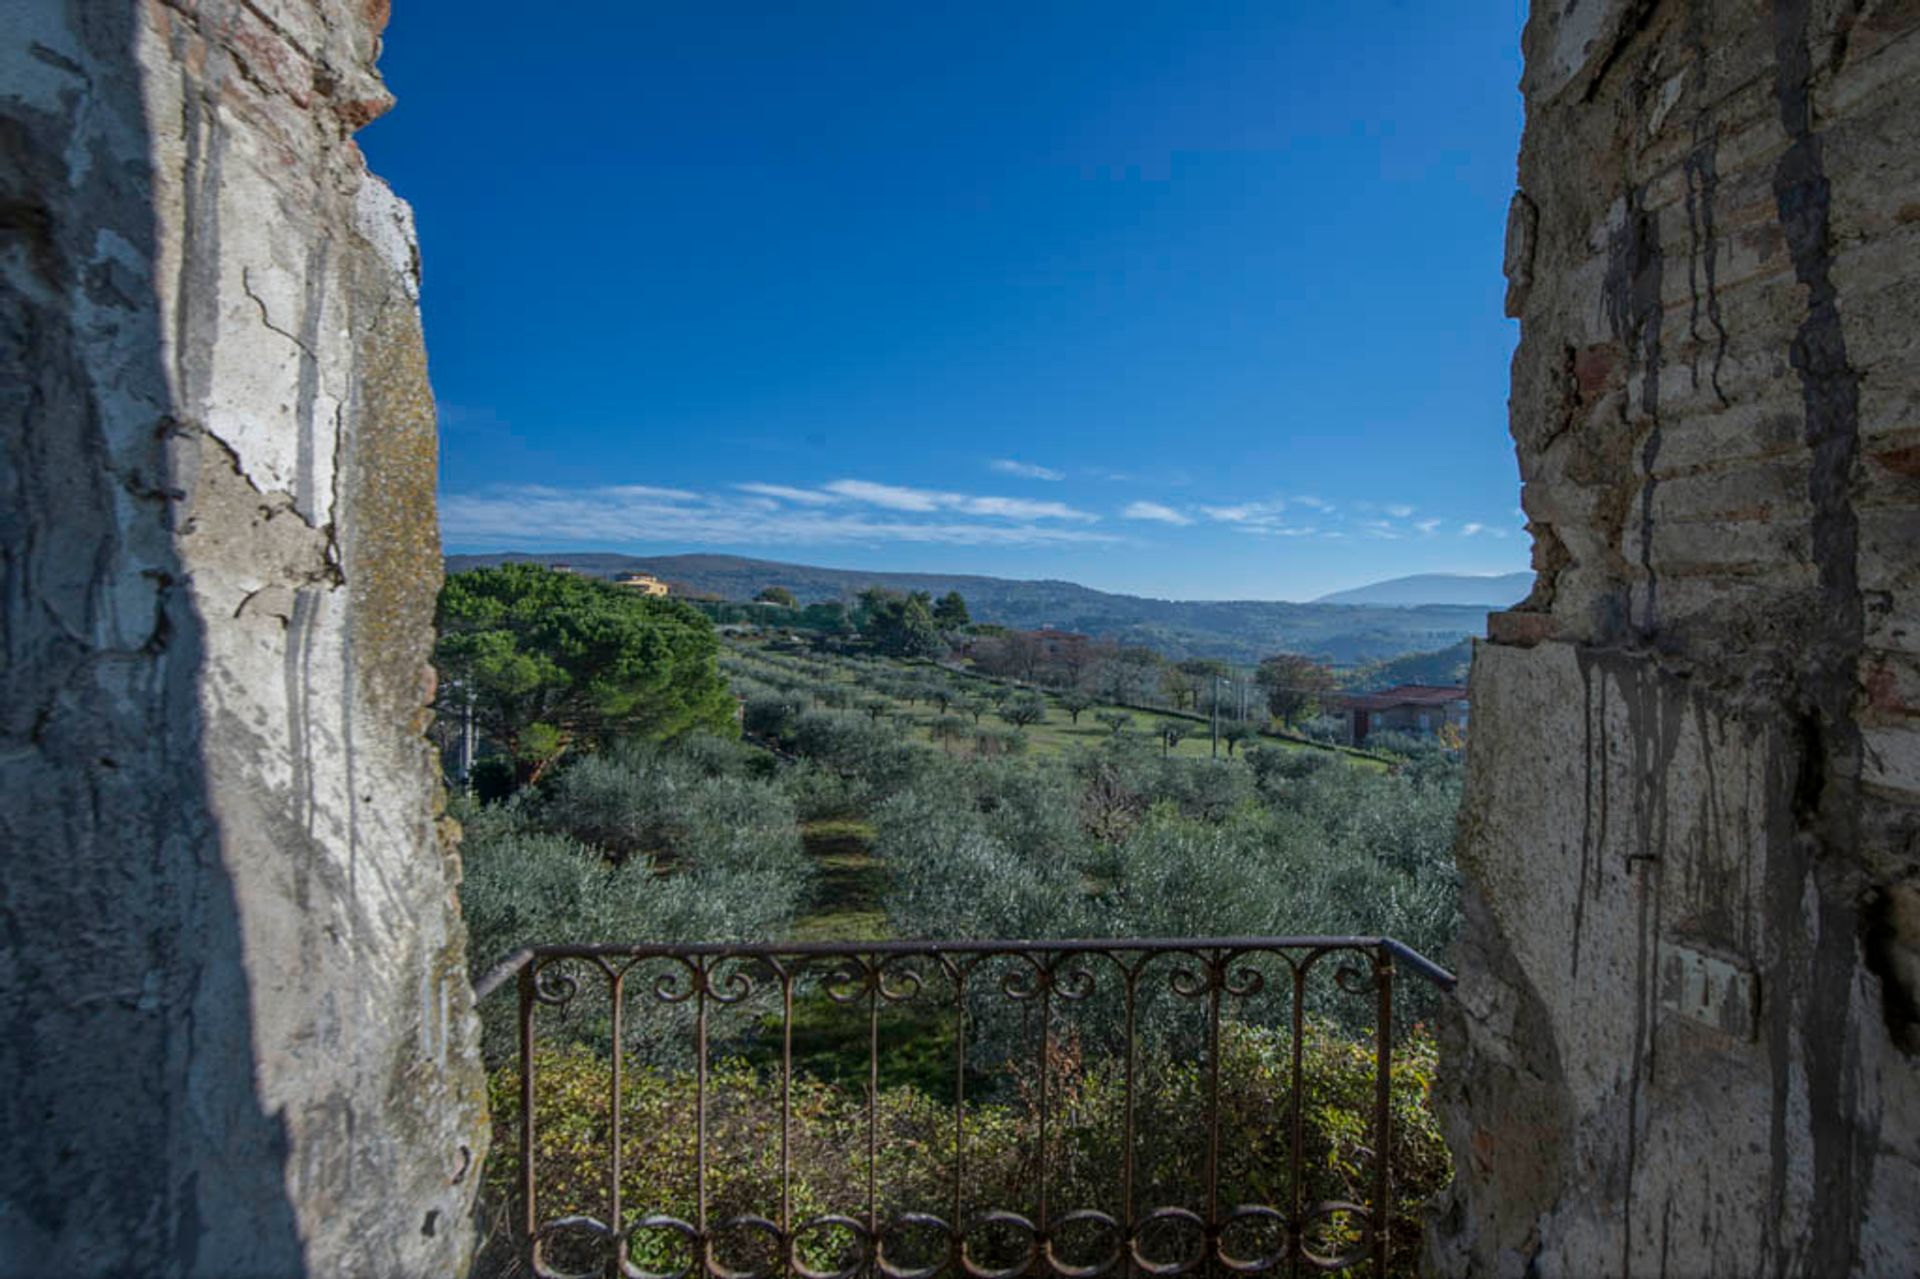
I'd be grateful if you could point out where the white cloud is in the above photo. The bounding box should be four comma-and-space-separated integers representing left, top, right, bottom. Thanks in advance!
960, 495, 1091, 520
736, 482, 839, 505
1461, 522, 1485, 537
823, 479, 944, 511
1385, 503, 1416, 519
1201, 500, 1289, 527
442, 484, 1117, 550
1122, 501, 1193, 525
599, 483, 701, 501
1292, 495, 1334, 511
824, 478, 1096, 521
1415, 518, 1443, 535
991, 458, 1064, 481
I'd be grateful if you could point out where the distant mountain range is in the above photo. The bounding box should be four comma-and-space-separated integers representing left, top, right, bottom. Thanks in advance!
448, 552, 1515, 667
1314, 571, 1532, 607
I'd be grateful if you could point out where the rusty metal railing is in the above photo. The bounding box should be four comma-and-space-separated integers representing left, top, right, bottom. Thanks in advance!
473, 937, 1454, 1279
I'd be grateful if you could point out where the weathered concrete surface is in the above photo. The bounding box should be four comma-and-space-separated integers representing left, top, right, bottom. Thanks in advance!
1, 2, 486, 1273
1434, 1, 1920, 1274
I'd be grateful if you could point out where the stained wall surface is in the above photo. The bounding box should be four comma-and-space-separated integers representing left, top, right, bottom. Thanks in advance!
1433, 1, 1920, 1274
1, 1, 486, 1273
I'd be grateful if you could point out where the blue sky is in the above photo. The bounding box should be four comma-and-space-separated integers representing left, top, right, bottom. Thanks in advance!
363, 1, 1529, 601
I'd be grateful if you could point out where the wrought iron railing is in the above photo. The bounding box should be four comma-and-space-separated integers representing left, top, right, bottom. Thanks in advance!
472, 937, 1454, 1279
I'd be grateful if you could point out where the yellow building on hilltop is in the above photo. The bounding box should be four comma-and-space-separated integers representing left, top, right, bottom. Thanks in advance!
614, 572, 670, 597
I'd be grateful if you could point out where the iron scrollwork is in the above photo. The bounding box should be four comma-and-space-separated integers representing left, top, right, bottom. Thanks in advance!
492, 936, 1450, 1279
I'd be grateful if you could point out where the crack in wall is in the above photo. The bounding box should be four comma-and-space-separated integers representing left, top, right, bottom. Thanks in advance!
1682, 141, 1731, 408
239, 266, 318, 360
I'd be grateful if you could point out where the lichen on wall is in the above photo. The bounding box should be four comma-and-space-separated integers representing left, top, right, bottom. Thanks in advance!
1, 1, 486, 1272
1434, 1, 1920, 1273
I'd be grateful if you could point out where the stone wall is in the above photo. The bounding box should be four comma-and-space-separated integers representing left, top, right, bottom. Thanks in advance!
1, 2, 486, 1273
1434, 1, 1920, 1273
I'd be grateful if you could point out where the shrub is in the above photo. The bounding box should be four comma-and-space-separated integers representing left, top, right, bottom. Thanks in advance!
873, 773, 1086, 942
973, 727, 1028, 758
1361, 730, 1440, 759
742, 693, 802, 740
778, 761, 866, 821
479, 1021, 1446, 1279
538, 754, 672, 858
665, 731, 768, 779
785, 710, 929, 794
463, 749, 815, 1059
998, 694, 1048, 729
1246, 743, 1332, 789
930, 715, 971, 751
1058, 689, 1096, 724
1296, 714, 1347, 743
468, 755, 518, 803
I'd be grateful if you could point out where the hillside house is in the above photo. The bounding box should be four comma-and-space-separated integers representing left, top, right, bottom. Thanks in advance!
1327, 684, 1468, 746
615, 572, 671, 596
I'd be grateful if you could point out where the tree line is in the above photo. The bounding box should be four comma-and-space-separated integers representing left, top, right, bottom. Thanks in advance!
726, 583, 1348, 729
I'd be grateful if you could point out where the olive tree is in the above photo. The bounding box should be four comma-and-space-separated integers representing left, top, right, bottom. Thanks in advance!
998, 694, 1048, 729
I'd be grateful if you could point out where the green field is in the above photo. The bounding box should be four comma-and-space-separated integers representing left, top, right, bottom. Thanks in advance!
789, 819, 888, 942
720, 636, 1387, 769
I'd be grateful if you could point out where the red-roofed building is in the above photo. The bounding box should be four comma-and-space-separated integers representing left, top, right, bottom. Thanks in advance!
1325, 684, 1469, 746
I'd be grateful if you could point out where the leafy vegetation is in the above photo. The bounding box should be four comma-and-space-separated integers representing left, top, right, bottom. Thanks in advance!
457, 740, 811, 1058
1256, 652, 1338, 726
932, 589, 970, 628
484, 1022, 1446, 1277
1339, 638, 1473, 691
450, 593, 1464, 1275
436, 565, 737, 782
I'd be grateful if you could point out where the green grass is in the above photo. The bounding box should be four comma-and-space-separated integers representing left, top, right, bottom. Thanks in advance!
772, 818, 960, 1092
916, 700, 1241, 760
789, 819, 889, 943
724, 638, 1390, 770
752, 994, 960, 1094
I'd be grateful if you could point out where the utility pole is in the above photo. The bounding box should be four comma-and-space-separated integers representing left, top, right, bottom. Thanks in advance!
460, 685, 476, 791
1211, 672, 1221, 758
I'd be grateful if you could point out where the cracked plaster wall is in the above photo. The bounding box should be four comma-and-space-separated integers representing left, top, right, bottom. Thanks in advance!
1433, 1, 1920, 1274
1, 1, 486, 1273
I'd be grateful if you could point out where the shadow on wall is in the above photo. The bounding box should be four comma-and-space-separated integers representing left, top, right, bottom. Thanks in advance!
0, 2, 303, 1271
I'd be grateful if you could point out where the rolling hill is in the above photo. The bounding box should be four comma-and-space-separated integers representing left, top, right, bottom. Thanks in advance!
1313, 571, 1531, 608
446, 552, 1504, 666
1338, 638, 1474, 691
